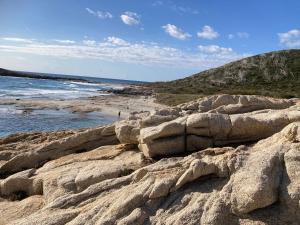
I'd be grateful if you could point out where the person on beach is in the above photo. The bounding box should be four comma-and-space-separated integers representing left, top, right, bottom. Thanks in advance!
118, 111, 121, 118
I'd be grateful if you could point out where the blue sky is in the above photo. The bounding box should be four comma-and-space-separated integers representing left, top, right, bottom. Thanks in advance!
0, 0, 299, 81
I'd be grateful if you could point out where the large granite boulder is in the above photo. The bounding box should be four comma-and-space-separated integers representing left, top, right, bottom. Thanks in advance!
0, 124, 119, 176
179, 94, 296, 115
1, 95, 300, 225
0, 122, 299, 224
115, 95, 299, 158
138, 108, 300, 157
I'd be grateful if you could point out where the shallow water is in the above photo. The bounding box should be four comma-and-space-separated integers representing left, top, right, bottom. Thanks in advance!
0, 105, 117, 137
0, 76, 116, 99
0, 76, 126, 137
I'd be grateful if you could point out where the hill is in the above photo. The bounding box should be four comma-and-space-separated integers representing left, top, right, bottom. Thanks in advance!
150, 49, 300, 105
0, 68, 85, 82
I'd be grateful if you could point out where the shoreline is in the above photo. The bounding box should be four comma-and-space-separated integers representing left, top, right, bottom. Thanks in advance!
0, 68, 148, 85
0, 75, 162, 137
0, 94, 165, 138
0, 94, 165, 120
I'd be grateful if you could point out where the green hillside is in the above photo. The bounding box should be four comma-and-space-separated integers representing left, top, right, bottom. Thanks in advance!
149, 49, 300, 105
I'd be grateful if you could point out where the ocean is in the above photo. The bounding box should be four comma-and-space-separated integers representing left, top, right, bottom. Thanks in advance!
0, 75, 139, 137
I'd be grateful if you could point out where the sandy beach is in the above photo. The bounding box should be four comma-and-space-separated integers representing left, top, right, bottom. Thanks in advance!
0, 94, 165, 119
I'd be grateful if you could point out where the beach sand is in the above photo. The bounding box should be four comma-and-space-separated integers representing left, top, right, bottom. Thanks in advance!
0, 94, 165, 119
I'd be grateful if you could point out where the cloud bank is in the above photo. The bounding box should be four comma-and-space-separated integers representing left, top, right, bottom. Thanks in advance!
0, 37, 248, 70
278, 29, 300, 48
86, 8, 113, 19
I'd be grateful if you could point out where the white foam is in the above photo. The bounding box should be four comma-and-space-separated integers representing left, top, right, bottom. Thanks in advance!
70, 81, 102, 87
0, 77, 127, 100
0, 106, 23, 115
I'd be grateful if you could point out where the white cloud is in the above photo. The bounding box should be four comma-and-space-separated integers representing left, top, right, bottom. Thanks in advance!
197, 25, 219, 40
228, 34, 235, 39
2, 37, 34, 43
97, 11, 113, 19
162, 24, 191, 40
237, 32, 249, 39
228, 32, 249, 40
153, 1, 198, 14
0, 37, 248, 70
198, 45, 233, 54
152, 1, 163, 6
86, 7, 94, 14
120, 12, 140, 26
105, 37, 129, 46
171, 5, 198, 14
278, 29, 300, 48
86, 7, 113, 19
54, 39, 76, 44
83, 40, 96, 46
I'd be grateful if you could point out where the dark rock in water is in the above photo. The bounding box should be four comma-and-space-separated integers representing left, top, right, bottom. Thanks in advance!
108, 87, 154, 96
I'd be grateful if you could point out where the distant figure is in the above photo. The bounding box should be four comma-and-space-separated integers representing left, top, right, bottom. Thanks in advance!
118, 111, 121, 118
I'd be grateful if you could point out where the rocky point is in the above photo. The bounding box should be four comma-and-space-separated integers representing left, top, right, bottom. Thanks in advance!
0, 94, 300, 225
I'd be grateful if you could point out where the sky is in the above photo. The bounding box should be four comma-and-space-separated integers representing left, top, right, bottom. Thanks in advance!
0, 0, 299, 81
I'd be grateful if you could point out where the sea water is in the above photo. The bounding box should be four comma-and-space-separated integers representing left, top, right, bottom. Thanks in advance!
0, 75, 130, 137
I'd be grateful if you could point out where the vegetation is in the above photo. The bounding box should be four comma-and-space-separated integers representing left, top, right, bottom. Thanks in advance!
0, 68, 85, 82
148, 49, 300, 105
155, 93, 204, 106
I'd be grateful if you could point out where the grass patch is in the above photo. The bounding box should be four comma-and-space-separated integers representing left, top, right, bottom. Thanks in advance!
155, 93, 203, 106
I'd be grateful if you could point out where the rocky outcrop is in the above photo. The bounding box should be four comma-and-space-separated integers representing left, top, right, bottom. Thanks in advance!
0, 95, 300, 225
0, 124, 118, 177
115, 95, 298, 145
108, 87, 154, 96
116, 95, 300, 157
178, 94, 297, 115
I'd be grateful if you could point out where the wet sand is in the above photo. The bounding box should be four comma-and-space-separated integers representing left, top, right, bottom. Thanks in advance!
0, 94, 165, 119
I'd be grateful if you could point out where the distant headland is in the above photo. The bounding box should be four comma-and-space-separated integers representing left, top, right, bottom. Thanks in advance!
0, 68, 88, 82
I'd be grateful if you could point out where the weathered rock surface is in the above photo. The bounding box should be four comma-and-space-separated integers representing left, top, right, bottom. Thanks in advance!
0, 124, 118, 177
0, 95, 300, 225
179, 94, 297, 115
138, 108, 300, 157
115, 95, 298, 146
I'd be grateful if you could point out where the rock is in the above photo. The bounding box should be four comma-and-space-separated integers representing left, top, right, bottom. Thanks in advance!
140, 114, 178, 128
117, 208, 147, 225
230, 149, 281, 214
0, 196, 44, 224
0, 169, 42, 197
139, 136, 185, 158
138, 108, 300, 157
139, 117, 187, 157
0, 95, 300, 225
228, 109, 300, 143
186, 135, 213, 152
187, 113, 232, 139
179, 94, 296, 115
0, 125, 119, 176
115, 120, 140, 144
110, 87, 154, 96
140, 117, 186, 143
279, 124, 300, 222
113, 95, 299, 158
